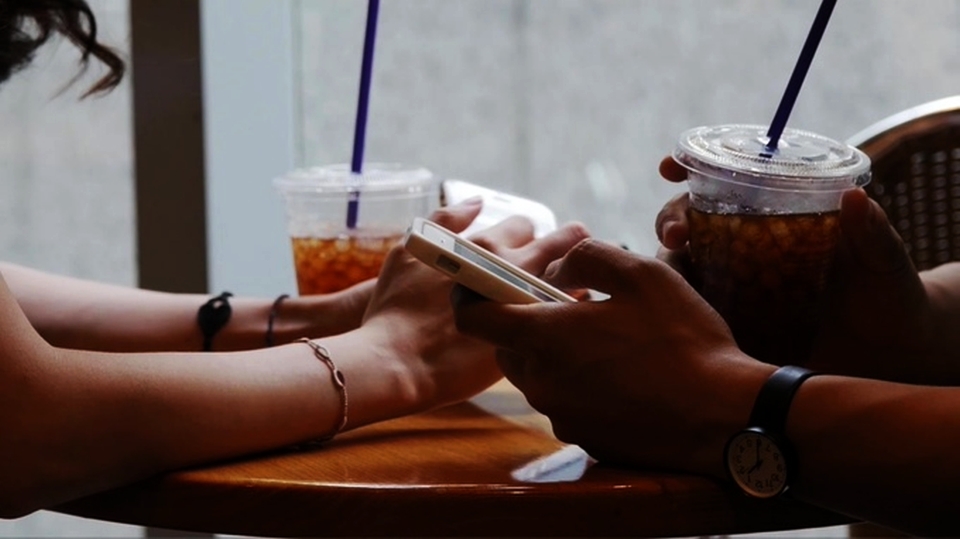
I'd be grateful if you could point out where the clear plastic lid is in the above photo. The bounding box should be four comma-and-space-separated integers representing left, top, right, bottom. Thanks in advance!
273, 163, 437, 194
675, 124, 871, 192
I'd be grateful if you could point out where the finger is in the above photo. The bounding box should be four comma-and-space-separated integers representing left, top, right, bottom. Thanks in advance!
542, 239, 639, 296
469, 215, 535, 253
839, 188, 914, 275
429, 196, 484, 234
655, 245, 689, 273
494, 348, 530, 390
451, 284, 546, 353
659, 156, 688, 183
654, 192, 691, 250
542, 259, 562, 282
495, 348, 562, 419
510, 222, 591, 275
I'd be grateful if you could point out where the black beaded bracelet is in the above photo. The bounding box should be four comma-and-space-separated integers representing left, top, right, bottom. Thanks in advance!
265, 294, 290, 347
197, 291, 233, 352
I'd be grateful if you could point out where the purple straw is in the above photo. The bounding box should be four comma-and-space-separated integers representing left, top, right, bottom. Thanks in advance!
764, 0, 838, 155
347, 0, 381, 229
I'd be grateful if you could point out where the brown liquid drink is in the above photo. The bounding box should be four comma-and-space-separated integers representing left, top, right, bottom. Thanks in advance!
687, 208, 840, 365
675, 125, 871, 366
292, 232, 402, 295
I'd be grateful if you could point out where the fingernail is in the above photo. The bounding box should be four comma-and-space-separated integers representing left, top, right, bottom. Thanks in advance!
460, 195, 483, 206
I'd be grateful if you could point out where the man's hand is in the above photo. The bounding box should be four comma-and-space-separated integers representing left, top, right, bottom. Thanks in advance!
652, 156, 939, 384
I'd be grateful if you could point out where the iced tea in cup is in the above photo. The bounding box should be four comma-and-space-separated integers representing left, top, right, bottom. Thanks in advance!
274, 164, 440, 295
674, 125, 871, 365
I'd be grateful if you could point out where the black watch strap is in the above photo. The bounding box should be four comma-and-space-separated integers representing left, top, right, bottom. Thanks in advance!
748, 366, 819, 436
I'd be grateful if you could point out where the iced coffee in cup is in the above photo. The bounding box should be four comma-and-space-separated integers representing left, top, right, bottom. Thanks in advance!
674, 125, 871, 365
274, 164, 440, 295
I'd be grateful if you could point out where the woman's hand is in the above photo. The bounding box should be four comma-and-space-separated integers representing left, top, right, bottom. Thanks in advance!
653, 157, 939, 384
361, 199, 590, 412
453, 239, 773, 478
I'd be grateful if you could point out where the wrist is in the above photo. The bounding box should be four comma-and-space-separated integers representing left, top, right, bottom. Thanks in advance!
208, 294, 354, 351
699, 352, 777, 481
272, 291, 366, 345
922, 271, 953, 356
317, 327, 420, 430
918, 269, 960, 381
200, 296, 268, 351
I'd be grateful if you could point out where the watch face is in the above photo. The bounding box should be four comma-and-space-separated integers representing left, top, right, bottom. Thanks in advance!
726, 429, 788, 498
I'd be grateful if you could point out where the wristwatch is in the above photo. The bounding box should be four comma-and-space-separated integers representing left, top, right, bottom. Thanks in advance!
724, 366, 819, 499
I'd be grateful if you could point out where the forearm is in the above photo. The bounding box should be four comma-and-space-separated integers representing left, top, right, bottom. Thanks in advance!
787, 375, 960, 535
0, 262, 362, 352
3, 344, 334, 514
0, 325, 417, 516
923, 261, 960, 369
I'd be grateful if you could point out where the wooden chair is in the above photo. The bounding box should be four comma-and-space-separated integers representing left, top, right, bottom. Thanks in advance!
847, 96, 960, 271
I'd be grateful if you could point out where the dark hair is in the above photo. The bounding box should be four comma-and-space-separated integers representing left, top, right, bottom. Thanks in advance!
0, 0, 125, 97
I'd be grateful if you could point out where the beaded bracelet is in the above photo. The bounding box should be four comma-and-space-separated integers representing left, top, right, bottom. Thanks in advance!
298, 338, 348, 444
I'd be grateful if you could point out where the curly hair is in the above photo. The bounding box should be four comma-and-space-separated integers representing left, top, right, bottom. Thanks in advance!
0, 0, 125, 97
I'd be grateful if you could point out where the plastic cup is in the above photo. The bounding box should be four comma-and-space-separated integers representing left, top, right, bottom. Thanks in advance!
674, 124, 871, 365
274, 163, 440, 295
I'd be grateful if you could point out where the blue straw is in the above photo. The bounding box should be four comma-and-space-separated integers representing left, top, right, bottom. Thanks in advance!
764, 0, 838, 155
347, 0, 381, 229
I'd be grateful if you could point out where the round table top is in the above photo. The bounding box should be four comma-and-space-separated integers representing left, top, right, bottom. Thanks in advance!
55, 381, 849, 537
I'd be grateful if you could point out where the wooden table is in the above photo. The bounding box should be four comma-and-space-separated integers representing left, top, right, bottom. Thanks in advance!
54, 381, 850, 537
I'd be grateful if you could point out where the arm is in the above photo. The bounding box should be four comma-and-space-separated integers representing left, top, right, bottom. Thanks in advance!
923, 261, 960, 367
0, 274, 407, 517
452, 239, 960, 536
0, 262, 373, 352
0, 201, 589, 517
786, 375, 960, 535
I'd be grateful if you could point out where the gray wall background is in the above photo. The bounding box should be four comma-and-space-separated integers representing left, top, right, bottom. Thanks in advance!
300, 0, 960, 254
0, 0, 958, 536
0, 0, 135, 285
0, 4, 141, 537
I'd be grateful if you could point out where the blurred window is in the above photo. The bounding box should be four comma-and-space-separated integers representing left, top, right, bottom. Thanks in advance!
0, 0, 135, 286
294, 0, 960, 253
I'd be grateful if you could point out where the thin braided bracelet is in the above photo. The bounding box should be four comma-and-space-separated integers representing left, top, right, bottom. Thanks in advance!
298, 338, 348, 444
265, 294, 290, 347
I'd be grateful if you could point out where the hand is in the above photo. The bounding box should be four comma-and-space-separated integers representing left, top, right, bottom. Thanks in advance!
808, 188, 935, 383
362, 199, 590, 412
654, 156, 694, 255
452, 239, 773, 478
653, 156, 936, 384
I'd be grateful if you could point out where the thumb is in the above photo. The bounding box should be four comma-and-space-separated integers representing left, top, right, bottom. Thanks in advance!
839, 188, 914, 275
543, 239, 637, 296
659, 156, 688, 183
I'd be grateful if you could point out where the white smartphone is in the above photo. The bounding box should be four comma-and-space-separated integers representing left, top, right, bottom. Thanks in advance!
441, 179, 557, 239
404, 217, 576, 304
